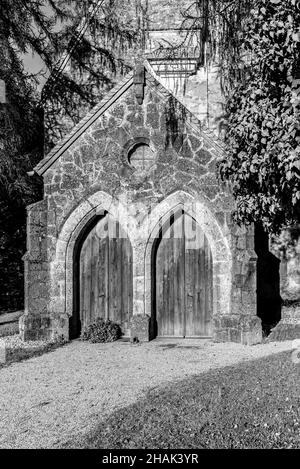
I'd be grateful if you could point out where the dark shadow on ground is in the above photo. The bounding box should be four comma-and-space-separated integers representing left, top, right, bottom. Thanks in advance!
63, 350, 300, 449
0, 341, 68, 369
157, 343, 207, 350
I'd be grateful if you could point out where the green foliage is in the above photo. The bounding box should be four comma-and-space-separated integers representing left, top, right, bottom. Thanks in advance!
219, 0, 300, 232
81, 318, 123, 343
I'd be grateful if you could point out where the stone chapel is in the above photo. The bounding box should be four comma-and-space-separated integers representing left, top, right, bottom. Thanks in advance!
20, 0, 265, 345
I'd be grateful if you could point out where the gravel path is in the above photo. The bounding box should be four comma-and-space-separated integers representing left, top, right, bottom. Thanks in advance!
0, 338, 297, 449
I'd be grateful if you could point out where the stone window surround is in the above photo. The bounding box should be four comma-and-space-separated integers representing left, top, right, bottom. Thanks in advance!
50, 189, 232, 331
121, 136, 156, 168
128, 142, 155, 171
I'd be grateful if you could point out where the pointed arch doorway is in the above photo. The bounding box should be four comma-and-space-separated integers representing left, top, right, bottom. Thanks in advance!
152, 209, 213, 338
74, 212, 133, 337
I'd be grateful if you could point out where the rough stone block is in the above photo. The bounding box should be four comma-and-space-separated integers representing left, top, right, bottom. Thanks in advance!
214, 315, 262, 345
130, 315, 150, 343
19, 313, 69, 342
50, 314, 69, 342
268, 323, 300, 342
268, 303, 300, 342
19, 314, 51, 341
240, 316, 263, 345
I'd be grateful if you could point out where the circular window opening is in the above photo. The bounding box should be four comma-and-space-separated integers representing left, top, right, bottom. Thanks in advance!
128, 143, 155, 171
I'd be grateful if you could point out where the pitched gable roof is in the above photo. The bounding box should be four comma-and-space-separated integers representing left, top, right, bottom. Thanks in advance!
35, 72, 133, 175
35, 63, 224, 176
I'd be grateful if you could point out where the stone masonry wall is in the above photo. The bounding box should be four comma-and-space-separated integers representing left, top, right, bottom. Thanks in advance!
23, 69, 261, 344
43, 76, 229, 230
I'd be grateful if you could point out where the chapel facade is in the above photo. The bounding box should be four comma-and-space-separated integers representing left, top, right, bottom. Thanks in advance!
20, 0, 264, 344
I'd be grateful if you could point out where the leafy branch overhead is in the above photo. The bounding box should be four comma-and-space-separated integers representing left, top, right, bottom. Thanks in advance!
168, 0, 299, 232
218, 0, 300, 232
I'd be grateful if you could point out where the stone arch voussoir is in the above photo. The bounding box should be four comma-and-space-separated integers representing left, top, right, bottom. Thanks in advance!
142, 190, 232, 321
50, 191, 137, 317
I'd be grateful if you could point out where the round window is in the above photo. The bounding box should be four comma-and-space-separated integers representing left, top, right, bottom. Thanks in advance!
128, 143, 155, 171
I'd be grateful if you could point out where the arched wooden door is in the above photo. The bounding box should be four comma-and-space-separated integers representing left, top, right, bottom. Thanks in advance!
79, 213, 133, 333
154, 210, 213, 337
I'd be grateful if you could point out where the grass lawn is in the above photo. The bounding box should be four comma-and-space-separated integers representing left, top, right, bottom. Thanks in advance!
72, 350, 300, 449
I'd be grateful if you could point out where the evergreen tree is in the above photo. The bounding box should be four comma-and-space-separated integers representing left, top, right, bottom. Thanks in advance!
0, 0, 63, 310
42, 0, 139, 148
0, 0, 138, 312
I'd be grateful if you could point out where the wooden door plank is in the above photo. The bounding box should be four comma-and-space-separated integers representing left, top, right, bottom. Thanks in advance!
166, 218, 175, 336
174, 211, 185, 337
108, 216, 117, 323
184, 216, 213, 337
162, 236, 169, 336
121, 229, 127, 328
156, 234, 164, 335
156, 211, 185, 337
204, 236, 213, 336
184, 242, 194, 337
79, 234, 92, 327
79, 214, 133, 336
116, 227, 123, 326
195, 227, 205, 336
79, 241, 86, 326
127, 237, 133, 326
98, 235, 107, 320
104, 220, 109, 320
90, 227, 98, 324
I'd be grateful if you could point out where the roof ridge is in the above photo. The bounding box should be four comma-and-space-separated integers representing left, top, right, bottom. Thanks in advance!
35, 63, 225, 176
35, 71, 134, 175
